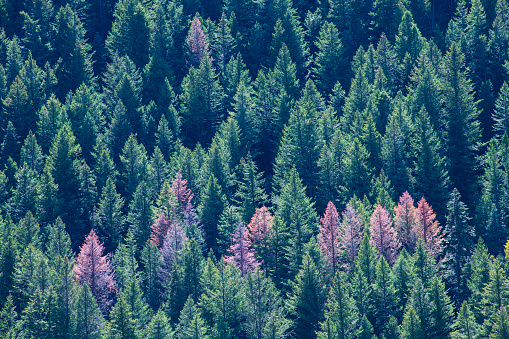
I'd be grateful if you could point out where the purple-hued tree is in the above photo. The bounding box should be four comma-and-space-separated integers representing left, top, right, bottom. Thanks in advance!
394, 191, 418, 253
370, 205, 400, 265
158, 220, 188, 293
318, 201, 341, 273
186, 16, 210, 69
340, 203, 363, 271
225, 223, 259, 276
74, 230, 116, 315
416, 197, 443, 257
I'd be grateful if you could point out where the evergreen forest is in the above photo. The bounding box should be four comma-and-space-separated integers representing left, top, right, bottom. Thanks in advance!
3, 0, 509, 338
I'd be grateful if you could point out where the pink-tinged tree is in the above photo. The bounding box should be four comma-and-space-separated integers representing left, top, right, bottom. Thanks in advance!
186, 16, 211, 69
318, 201, 341, 273
394, 191, 419, 253
415, 197, 443, 257
247, 206, 273, 247
225, 223, 260, 276
370, 205, 400, 265
172, 170, 194, 213
340, 203, 363, 271
159, 220, 188, 288
74, 230, 116, 316
150, 213, 170, 248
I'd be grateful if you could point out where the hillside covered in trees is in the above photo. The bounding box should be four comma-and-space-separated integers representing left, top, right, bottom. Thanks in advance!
2, 0, 509, 338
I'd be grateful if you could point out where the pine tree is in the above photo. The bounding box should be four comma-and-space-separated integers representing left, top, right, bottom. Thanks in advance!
358, 315, 376, 339
244, 268, 289, 339
394, 191, 418, 253
392, 249, 413, 320
400, 307, 425, 339
74, 229, 116, 315
127, 181, 154, 247
113, 231, 139, 292
120, 134, 148, 200
445, 188, 475, 305
146, 309, 174, 339
468, 238, 491, 322
341, 137, 372, 200
103, 294, 138, 339
415, 197, 443, 257
118, 276, 151, 331
372, 256, 398, 333
451, 302, 480, 339
274, 167, 318, 277
356, 233, 378, 286
72, 283, 105, 339
105, 0, 150, 68
481, 257, 509, 324
317, 270, 358, 339
429, 275, 455, 338
318, 201, 341, 273
287, 254, 326, 339
0, 295, 17, 337
411, 239, 438, 288
95, 177, 125, 252
235, 155, 267, 224
140, 240, 161, 311
408, 279, 433, 336
440, 43, 481, 208
370, 205, 400, 265
340, 203, 363, 272
20, 131, 44, 173
225, 222, 259, 276
199, 258, 245, 338
494, 82, 509, 136
313, 21, 345, 94
198, 174, 226, 255
411, 106, 450, 222
490, 306, 509, 339
186, 16, 211, 69
177, 297, 210, 339
8, 165, 38, 223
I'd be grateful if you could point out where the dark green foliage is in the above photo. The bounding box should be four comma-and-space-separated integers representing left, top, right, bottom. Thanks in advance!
401, 307, 425, 339
286, 254, 326, 339
72, 283, 105, 339
198, 174, 226, 254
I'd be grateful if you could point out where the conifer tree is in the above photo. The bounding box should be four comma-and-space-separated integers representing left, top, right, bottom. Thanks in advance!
408, 279, 433, 336
113, 231, 138, 292
140, 240, 161, 311
445, 188, 475, 304
95, 177, 125, 252
356, 233, 378, 286
127, 181, 154, 247
198, 174, 226, 254
468, 238, 491, 322
274, 167, 318, 277
392, 249, 412, 319
451, 302, 479, 339
412, 239, 438, 288
358, 315, 376, 339
8, 165, 38, 223
177, 297, 210, 339
401, 307, 425, 339
318, 201, 341, 273
287, 254, 326, 339
394, 191, 419, 253
411, 106, 450, 222
428, 275, 455, 338
245, 268, 289, 339
199, 258, 245, 338
340, 203, 363, 272
186, 16, 211, 69
440, 43, 481, 207
313, 21, 345, 94
370, 205, 400, 265
72, 283, 105, 339
102, 295, 138, 339
341, 137, 372, 200
105, 0, 150, 68
494, 82, 509, 136
372, 256, 398, 333
20, 131, 44, 173
74, 229, 116, 315
482, 257, 509, 324
235, 155, 267, 224
415, 197, 443, 257
317, 270, 358, 339
225, 222, 259, 276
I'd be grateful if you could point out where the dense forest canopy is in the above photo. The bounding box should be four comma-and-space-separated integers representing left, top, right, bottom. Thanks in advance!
1, 0, 509, 338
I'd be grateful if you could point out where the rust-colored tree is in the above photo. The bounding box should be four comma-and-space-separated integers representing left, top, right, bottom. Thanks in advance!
150, 213, 170, 248
370, 205, 400, 265
340, 203, 363, 271
74, 229, 116, 315
172, 170, 194, 213
318, 201, 341, 272
225, 223, 260, 276
394, 191, 418, 253
415, 197, 443, 257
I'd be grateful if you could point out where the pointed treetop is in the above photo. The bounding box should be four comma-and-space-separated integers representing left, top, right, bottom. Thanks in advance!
186, 16, 211, 69
225, 222, 260, 276
416, 197, 443, 257
318, 201, 341, 272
